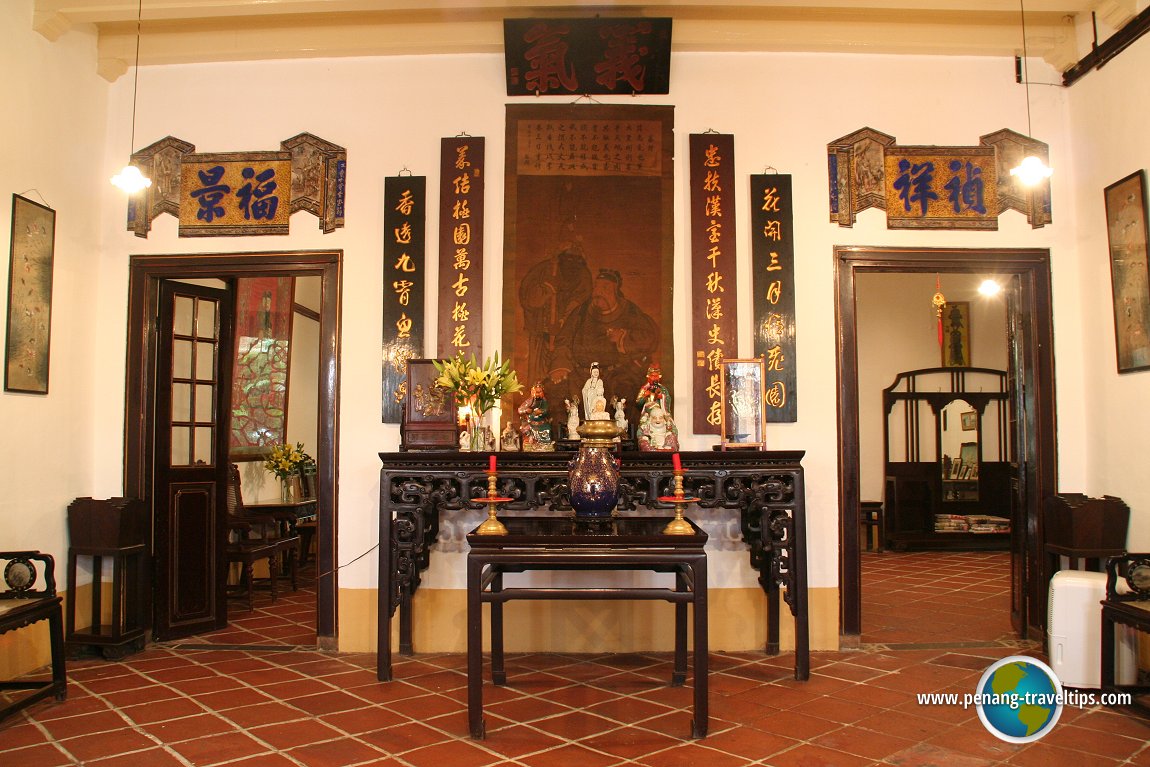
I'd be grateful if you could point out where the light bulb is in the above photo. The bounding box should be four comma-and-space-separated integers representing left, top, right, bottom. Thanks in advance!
111, 164, 152, 193
978, 279, 1002, 297
1009, 155, 1052, 186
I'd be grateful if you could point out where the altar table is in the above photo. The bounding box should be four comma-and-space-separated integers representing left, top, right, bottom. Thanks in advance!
376, 450, 808, 682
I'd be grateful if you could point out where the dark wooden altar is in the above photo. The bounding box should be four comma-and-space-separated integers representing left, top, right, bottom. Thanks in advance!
376, 449, 808, 682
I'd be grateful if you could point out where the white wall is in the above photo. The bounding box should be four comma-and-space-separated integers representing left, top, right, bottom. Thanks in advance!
18, 0, 1149, 646
1067, 33, 1150, 550
0, 2, 107, 555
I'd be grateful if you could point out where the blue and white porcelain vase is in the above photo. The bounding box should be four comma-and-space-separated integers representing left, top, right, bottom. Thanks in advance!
568, 420, 621, 518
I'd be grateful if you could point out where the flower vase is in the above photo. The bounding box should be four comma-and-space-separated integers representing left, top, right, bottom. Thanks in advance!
280, 477, 295, 503
568, 420, 622, 519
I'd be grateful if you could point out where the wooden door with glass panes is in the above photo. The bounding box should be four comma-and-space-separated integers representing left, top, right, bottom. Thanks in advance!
153, 280, 234, 640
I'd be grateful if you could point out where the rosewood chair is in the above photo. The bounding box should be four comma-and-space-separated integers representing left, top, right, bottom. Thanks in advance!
0, 551, 67, 721
225, 464, 300, 610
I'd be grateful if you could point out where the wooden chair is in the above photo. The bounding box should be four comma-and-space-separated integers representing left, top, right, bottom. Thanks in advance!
225, 465, 300, 611
1, 551, 67, 722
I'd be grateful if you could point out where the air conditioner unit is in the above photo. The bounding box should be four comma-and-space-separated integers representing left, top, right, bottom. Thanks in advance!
1047, 570, 1137, 688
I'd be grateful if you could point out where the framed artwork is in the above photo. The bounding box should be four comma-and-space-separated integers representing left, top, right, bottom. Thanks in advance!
5, 194, 56, 394
719, 358, 766, 450
960, 410, 977, 431
501, 104, 676, 428
941, 301, 971, 367
400, 359, 459, 451
229, 276, 295, 459
1104, 170, 1150, 373
959, 441, 978, 470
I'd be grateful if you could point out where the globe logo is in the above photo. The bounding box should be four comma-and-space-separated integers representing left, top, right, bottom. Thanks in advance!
975, 656, 1063, 742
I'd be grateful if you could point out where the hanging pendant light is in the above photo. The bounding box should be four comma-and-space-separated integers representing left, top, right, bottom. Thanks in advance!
110, 0, 151, 194
1009, 0, 1053, 185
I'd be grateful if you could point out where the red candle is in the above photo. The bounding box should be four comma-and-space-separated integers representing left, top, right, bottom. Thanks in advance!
672, 453, 682, 472
489, 454, 497, 473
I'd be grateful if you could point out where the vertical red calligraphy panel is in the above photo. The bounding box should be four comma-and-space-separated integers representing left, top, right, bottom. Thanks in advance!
689, 134, 737, 434
437, 137, 485, 359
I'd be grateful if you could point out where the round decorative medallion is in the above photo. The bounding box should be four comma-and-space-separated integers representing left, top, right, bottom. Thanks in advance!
4, 557, 37, 593
1125, 558, 1150, 598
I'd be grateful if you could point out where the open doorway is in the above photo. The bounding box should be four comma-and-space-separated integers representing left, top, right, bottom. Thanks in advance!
124, 250, 341, 649
835, 246, 1057, 646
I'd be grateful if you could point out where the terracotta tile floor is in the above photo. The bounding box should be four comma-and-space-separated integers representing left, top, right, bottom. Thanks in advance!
3, 554, 1149, 766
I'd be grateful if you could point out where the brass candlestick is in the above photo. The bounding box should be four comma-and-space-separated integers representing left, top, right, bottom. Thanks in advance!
475, 470, 511, 536
659, 471, 698, 535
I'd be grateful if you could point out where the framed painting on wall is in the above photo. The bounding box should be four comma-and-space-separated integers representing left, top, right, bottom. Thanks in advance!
229, 276, 295, 459
941, 301, 971, 367
1104, 170, 1150, 374
4, 194, 56, 394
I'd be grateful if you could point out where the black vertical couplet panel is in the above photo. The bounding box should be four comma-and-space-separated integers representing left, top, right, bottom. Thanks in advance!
382, 176, 426, 423
751, 174, 798, 422
437, 137, 485, 360
689, 133, 737, 434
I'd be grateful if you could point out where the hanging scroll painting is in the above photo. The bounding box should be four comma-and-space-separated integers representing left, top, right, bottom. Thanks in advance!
382, 176, 426, 423
229, 276, 295, 458
4, 194, 55, 394
502, 104, 675, 428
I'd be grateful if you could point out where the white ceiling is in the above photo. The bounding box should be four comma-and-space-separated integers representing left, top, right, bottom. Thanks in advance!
29, 0, 1144, 81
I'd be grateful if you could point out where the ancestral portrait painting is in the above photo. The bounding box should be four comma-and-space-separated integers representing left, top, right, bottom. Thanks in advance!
502, 104, 675, 426
1104, 170, 1150, 373
5, 194, 56, 394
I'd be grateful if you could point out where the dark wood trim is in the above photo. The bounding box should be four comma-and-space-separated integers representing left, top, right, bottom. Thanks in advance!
834, 246, 1056, 642
1063, 4, 1150, 87
293, 302, 321, 322
125, 250, 341, 641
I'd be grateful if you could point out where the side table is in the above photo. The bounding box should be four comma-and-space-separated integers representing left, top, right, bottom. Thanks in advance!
467, 515, 709, 739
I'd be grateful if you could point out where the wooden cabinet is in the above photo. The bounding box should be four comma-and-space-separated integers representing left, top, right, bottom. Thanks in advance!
882, 368, 1013, 551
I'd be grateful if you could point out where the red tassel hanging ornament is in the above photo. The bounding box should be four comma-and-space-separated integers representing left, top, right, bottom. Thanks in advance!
931, 274, 947, 348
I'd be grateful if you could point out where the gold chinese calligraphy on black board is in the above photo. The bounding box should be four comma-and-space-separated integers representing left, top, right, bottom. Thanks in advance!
502, 104, 675, 428
689, 134, 737, 434
827, 127, 1050, 230
437, 137, 485, 359
382, 176, 426, 423
126, 132, 347, 238
503, 18, 672, 96
751, 174, 797, 423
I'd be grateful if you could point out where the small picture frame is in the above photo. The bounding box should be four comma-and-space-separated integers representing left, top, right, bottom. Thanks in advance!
960, 410, 977, 431
719, 358, 766, 450
1104, 170, 1150, 374
941, 301, 971, 367
400, 358, 458, 451
5, 194, 56, 394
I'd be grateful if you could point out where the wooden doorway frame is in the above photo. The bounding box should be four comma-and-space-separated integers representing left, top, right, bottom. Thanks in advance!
125, 250, 341, 645
835, 246, 1056, 644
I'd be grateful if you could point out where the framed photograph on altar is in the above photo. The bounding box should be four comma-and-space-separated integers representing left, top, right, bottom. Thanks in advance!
401, 358, 458, 451
719, 358, 766, 450
1104, 170, 1150, 373
5, 194, 56, 394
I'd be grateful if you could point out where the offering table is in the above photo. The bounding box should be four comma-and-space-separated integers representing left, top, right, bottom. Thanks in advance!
376, 449, 807, 682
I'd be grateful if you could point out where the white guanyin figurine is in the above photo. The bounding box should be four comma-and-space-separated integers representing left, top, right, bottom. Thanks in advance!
589, 396, 610, 420
565, 397, 581, 440
581, 362, 604, 421
613, 396, 628, 434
